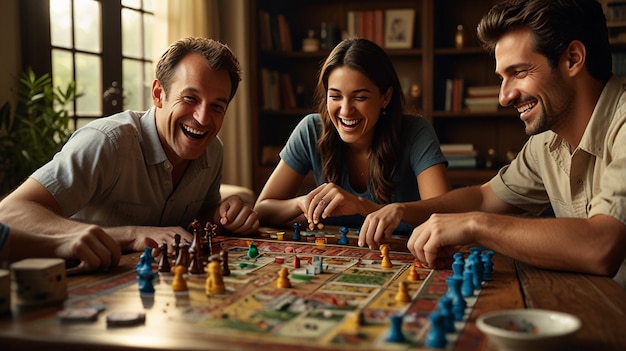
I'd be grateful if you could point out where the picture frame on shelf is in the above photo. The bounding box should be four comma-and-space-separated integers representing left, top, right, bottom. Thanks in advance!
384, 9, 415, 49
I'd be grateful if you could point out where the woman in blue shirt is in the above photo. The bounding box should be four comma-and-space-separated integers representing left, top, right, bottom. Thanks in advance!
254, 38, 449, 244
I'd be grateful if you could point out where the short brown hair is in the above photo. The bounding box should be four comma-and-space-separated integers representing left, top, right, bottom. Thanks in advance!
155, 37, 242, 101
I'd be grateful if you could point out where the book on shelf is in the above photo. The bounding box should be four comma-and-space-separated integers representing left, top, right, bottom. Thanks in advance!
443, 78, 464, 112
261, 68, 297, 110
258, 11, 292, 52
347, 9, 384, 47
441, 144, 478, 169
466, 85, 500, 97
464, 85, 500, 112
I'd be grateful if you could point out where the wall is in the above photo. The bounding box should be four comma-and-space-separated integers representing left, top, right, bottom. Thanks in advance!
0, 0, 21, 104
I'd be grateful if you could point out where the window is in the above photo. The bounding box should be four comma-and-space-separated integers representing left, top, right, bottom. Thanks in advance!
23, 0, 154, 130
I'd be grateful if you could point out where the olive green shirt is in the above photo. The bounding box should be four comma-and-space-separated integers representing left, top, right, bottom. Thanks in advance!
490, 75, 626, 288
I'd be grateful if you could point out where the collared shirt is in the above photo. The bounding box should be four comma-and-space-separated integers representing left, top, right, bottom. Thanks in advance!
31, 109, 223, 228
490, 75, 626, 287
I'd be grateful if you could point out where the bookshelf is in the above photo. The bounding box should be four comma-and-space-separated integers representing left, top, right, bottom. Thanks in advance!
248, 0, 529, 193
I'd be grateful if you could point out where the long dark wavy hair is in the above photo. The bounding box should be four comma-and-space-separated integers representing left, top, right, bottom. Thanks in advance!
313, 38, 405, 204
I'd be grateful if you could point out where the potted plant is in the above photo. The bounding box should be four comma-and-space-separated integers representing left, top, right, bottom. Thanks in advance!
0, 67, 77, 195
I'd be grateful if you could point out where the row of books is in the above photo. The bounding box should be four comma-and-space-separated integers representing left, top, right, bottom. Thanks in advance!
258, 11, 292, 52
441, 143, 478, 169
441, 80, 500, 112
260, 68, 297, 110
346, 10, 385, 48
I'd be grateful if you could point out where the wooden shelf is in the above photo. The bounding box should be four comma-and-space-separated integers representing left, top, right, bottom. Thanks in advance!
249, 0, 527, 195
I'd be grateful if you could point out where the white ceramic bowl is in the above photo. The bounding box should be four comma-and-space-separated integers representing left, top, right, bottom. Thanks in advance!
476, 309, 582, 351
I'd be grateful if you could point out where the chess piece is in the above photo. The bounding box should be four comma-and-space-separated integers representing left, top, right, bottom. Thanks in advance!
220, 250, 230, 276
425, 311, 447, 348
157, 242, 171, 273
446, 276, 466, 321
173, 234, 181, 266
276, 267, 291, 289
247, 241, 259, 259
437, 296, 456, 333
337, 227, 349, 245
385, 315, 406, 343
174, 242, 190, 273
137, 260, 155, 294
293, 222, 301, 241
482, 250, 494, 281
205, 260, 225, 295
407, 264, 419, 282
380, 244, 392, 269
187, 246, 204, 275
171, 265, 187, 292
395, 281, 411, 303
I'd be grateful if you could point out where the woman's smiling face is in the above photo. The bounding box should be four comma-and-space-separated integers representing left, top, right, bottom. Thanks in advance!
326, 66, 391, 148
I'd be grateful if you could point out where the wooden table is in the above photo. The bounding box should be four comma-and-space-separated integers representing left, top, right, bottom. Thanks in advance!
1, 228, 625, 351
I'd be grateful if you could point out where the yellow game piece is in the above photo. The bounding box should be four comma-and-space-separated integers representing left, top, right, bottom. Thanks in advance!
407, 264, 419, 282
171, 265, 188, 292
205, 260, 225, 295
276, 266, 291, 289
395, 281, 411, 303
380, 244, 393, 269
276, 231, 285, 240
308, 222, 315, 231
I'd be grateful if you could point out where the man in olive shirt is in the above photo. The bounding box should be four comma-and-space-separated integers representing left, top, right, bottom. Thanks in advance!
358, 0, 626, 288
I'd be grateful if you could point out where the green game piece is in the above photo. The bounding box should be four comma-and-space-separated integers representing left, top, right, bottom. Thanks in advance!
290, 274, 312, 281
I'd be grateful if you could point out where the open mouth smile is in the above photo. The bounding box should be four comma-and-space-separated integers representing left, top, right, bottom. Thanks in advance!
181, 124, 208, 140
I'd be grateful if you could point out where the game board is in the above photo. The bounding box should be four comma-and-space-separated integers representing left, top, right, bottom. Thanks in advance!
30, 234, 487, 351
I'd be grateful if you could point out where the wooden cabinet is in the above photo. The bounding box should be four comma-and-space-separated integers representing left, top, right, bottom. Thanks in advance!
248, 0, 528, 194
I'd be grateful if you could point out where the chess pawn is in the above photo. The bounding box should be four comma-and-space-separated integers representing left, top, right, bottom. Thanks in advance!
407, 264, 419, 281
157, 242, 171, 273
220, 250, 231, 276
276, 266, 291, 289
395, 281, 411, 303
205, 260, 225, 295
171, 265, 188, 292
380, 244, 393, 269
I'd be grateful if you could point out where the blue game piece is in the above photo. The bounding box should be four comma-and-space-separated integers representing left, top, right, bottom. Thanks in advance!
437, 296, 456, 333
461, 268, 474, 298
446, 276, 466, 321
424, 311, 447, 348
482, 250, 494, 281
337, 227, 349, 245
470, 251, 483, 290
452, 252, 464, 279
137, 261, 155, 294
293, 222, 301, 241
386, 315, 406, 343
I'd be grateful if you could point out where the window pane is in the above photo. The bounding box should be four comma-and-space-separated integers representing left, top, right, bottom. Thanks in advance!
143, 13, 153, 59
74, 0, 102, 53
75, 53, 102, 115
50, 0, 72, 48
144, 62, 153, 109
51, 49, 74, 97
123, 59, 142, 111
122, 8, 141, 59
143, 0, 155, 13
121, 0, 141, 10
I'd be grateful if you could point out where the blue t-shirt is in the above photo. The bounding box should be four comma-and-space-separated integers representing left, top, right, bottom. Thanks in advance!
280, 113, 447, 234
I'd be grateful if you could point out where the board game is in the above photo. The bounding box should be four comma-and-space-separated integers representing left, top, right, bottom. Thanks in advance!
26, 229, 489, 351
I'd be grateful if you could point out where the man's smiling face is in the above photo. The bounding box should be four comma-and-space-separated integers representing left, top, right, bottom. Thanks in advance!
152, 52, 231, 165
